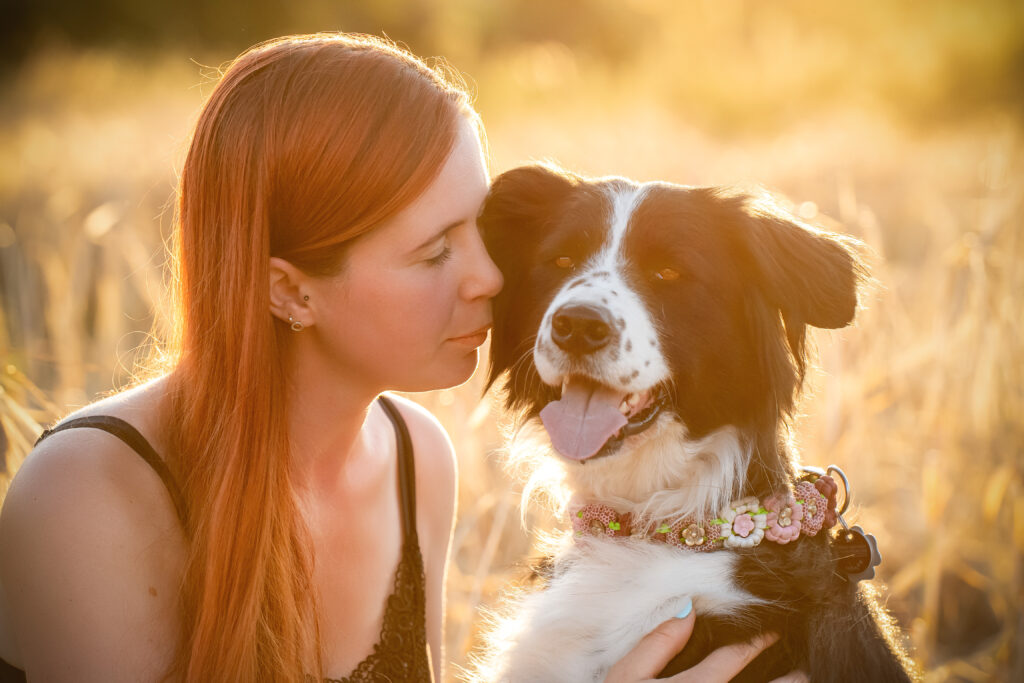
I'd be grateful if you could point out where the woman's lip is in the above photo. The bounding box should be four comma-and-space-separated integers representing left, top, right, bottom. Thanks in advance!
449, 324, 492, 345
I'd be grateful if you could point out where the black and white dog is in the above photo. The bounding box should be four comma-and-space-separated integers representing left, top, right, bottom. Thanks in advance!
470, 164, 914, 682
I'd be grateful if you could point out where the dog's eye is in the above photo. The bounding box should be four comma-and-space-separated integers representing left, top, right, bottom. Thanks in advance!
654, 267, 679, 281
555, 256, 575, 269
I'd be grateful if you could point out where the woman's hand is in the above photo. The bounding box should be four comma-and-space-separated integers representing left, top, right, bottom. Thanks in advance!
604, 604, 808, 683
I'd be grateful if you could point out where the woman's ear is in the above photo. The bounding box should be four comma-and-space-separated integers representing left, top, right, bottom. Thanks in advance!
268, 257, 313, 327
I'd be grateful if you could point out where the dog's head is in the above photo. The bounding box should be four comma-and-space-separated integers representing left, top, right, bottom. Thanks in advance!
481, 164, 863, 511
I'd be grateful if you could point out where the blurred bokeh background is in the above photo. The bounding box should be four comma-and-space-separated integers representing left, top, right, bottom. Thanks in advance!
1, 1, 1021, 680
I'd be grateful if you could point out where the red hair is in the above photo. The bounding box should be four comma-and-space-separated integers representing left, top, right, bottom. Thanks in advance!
161, 33, 475, 681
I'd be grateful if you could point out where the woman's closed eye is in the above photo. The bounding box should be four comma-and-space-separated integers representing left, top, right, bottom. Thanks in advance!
425, 236, 453, 266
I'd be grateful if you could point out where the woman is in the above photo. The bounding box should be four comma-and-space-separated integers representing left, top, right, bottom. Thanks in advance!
0, 33, 786, 682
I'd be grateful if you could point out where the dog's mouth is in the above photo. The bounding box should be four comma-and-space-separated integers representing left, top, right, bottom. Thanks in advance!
539, 375, 668, 462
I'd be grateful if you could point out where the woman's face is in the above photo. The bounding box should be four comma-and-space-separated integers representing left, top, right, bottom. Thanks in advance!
310, 118, 503, 393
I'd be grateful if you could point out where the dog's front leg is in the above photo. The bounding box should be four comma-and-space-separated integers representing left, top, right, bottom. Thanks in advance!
477, 579, 632, 682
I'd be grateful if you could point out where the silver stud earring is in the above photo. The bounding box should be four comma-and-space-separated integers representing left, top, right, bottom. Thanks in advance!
288, 315, 304, 332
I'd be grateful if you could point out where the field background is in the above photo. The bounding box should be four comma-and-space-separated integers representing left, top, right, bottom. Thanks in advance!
1, 1, 1021, 680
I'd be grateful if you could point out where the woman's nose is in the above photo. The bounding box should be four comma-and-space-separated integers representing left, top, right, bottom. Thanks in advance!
461, 229, 503, 300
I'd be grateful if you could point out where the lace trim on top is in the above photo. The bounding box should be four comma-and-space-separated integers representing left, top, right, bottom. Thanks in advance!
318, 533, 430, 683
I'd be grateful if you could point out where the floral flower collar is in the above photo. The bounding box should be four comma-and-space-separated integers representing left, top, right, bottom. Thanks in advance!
569, 465, 882, 582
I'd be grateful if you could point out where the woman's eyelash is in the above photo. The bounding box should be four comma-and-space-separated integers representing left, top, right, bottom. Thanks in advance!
426, 246, 452, 266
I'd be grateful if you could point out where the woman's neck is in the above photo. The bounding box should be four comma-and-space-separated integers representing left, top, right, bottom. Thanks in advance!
282, 342, 387, 498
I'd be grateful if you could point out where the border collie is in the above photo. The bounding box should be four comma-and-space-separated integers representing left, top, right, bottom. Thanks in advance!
469, 164, 914, 682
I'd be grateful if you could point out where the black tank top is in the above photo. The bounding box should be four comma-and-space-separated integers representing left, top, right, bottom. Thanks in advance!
0, 395, 433, 682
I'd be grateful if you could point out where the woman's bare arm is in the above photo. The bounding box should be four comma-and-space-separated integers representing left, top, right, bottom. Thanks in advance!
0, 429, 184, 681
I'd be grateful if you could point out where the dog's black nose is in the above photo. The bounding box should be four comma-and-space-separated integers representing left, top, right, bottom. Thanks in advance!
551, 305, 615, 354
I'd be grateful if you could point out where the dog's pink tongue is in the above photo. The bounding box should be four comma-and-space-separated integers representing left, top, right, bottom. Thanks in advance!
540, 378, 628, 461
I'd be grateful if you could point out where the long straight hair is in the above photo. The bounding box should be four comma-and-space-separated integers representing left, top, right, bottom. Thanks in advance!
161, 34, 475, 681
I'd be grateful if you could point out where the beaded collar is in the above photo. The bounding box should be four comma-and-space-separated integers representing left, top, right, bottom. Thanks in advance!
569, 465, 882, 581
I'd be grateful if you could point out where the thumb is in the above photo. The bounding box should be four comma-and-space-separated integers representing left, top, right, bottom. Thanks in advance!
605, 607, 695, 682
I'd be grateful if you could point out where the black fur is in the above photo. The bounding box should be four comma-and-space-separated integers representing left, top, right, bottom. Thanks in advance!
658, 524, 910, 681
480, 164, 914, 681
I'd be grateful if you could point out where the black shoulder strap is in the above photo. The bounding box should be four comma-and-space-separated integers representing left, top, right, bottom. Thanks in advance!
376, 395, 417, 540
35, 415, 187, 525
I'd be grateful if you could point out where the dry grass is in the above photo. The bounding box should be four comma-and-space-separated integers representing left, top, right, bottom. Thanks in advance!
0, 48, 1020, 681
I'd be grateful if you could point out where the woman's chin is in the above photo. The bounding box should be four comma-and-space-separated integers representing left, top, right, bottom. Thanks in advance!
393, 350, 479, 394
437, 350, 480, 390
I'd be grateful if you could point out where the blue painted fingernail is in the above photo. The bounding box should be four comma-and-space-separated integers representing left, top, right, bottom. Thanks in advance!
675, 597, 693, 619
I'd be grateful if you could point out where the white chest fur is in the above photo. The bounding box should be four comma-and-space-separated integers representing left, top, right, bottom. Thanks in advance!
473, 536, 761, 683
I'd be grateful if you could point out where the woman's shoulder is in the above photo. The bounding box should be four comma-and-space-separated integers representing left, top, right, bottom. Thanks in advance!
1, 374, 182, 591
1, 374, 182, 564
6, 375, 177, 522
377, 394, 456, 535
0, 405, 185, 586
380, 393, 455, 465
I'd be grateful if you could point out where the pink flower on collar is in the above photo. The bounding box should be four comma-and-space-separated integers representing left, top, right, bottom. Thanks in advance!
794, 481, 828, 536
660, 518, 721, 552
572, 503, 625, 537
764, 492, 804, 544
718, 497, 767, 548
733, 513, 756, 537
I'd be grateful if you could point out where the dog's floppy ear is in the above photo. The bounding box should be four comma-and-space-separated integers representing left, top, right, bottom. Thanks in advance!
479, 163, 579, 260
737, 196, 864, 331
479, 162, 579, 312
479, 164, 578, 394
